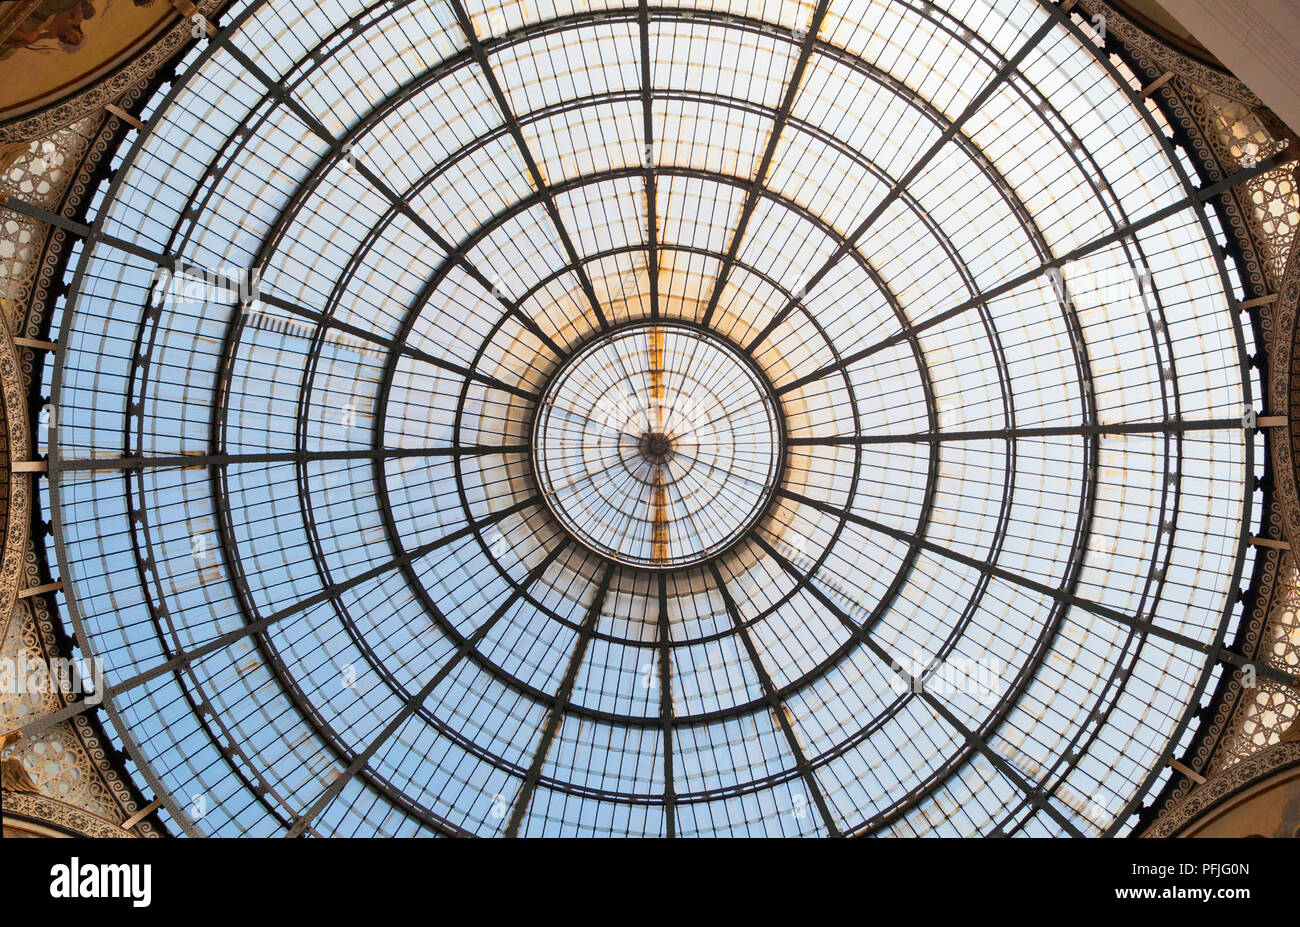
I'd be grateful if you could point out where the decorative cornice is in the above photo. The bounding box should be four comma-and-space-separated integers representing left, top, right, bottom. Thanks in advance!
0, 321, 30, 644
0, 0, 1293, 841
0, 0, 227, 145
1074, 0, 1300, 821
1273, 210, 1300, 551
1, 81, 165, 838
2, 789, 135, 838
1143, 739, 1300, 837
1080, 0, 1262, 104
1198, 537, 1278, 775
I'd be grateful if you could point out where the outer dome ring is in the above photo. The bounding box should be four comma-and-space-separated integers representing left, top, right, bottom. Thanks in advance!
43, 1, 1258, 837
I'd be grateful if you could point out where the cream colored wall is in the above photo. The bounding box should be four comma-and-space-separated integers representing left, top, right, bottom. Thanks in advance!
1157, 0, 1300, 134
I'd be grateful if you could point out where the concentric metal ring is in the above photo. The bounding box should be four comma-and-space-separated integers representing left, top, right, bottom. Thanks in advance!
531, 322, 784, 569
43, 0, 1261, 838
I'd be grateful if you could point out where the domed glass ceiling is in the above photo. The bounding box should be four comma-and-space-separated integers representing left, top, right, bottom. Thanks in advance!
42, 0, 1265, 836
532, 322, 784, 568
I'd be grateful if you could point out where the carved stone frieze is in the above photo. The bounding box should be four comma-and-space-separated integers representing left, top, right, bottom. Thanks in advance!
1143, 740, 1300, 837
2, 789, 135, 838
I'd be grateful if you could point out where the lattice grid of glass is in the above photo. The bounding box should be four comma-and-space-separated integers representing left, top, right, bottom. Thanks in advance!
532, 322, 783, 568
43, 0, 1261, 837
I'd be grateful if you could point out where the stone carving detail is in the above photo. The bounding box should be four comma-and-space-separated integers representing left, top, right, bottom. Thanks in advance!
2, 789, 134, 838
1198, 190, 1300, 774
1211, 552, 1300, 772
0, 0, 1294, 840
0, 730, 38, 791
0, 112, 99, 333
1081, 0, 1263, 105
1183, 518, 1275, 779
1271, 226, 1300, 550
1197, 96, 1299, 286
1081, 0, 1300, 290
1076, 1, 1300, 824
0, 599, 141, 824
1248, 162, 1298, 285
0, 322, 31, 639
1143, 740, 1300, 837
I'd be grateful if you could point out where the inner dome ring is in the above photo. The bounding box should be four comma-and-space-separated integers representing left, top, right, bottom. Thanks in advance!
530, 321, 786, 570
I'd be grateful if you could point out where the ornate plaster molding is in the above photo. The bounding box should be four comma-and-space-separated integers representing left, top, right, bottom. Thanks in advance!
1080, 0, 1262, 104
0, 321, 30, 645
0, 0, 227, 145
1273, 220, 1300, 551
1143, 739, 1300, 837
2, 789, 135, 838
0, 94, 163, 837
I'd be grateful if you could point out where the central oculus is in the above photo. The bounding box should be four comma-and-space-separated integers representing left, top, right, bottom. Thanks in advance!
531, 322, 783, 569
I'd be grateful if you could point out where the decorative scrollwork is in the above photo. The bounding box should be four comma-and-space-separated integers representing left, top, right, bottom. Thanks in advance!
0, 322, 28, 642
2, 789, 135, 838
0, 74, 167, 838
1143, 740, 1300, 837
0, 0, 228, 145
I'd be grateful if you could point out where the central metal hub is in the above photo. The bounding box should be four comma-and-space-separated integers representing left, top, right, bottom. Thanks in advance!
531, 322, 784, 569
640, 432, 673, 464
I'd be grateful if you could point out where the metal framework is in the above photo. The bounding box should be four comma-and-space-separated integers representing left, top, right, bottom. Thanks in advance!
529, 320, 786, 569
22, 0, 1277, 837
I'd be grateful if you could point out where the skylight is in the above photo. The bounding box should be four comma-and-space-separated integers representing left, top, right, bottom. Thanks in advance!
45, 0, 1258, 837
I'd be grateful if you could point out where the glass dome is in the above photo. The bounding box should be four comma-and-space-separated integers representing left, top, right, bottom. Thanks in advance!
45, 0, 1261, 836
532, 321, 784, 568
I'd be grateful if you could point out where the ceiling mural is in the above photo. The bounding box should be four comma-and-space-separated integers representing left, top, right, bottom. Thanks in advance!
0, 0, 177, 122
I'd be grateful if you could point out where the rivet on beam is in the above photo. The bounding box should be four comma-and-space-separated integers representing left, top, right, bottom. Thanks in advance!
13, 336, 57, 351
1249, 536, 1291, 551
1168, 758, 1207, 786
12, 460, 47, 473
1140, 71, 1174, 98
17, 581, 62, 599
104, 103, 146, 132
